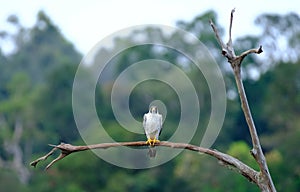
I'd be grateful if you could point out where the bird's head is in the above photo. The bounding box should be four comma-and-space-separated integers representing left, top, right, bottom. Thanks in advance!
149, 106, 158, 114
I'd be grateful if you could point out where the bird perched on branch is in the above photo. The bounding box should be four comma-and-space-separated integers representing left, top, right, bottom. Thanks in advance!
143, 106, 163, 157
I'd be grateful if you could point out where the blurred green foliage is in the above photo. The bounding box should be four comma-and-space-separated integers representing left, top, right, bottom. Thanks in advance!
0, 9, 299, 191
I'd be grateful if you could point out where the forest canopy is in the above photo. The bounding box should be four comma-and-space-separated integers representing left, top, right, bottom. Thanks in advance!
0, 10, 299, 191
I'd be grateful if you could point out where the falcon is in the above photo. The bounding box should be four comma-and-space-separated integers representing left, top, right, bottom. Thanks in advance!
143, 106, 162, 157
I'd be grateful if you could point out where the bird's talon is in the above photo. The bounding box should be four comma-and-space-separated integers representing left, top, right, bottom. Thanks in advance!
154, 139, 159, 143
152, 139, 160, 146
146, 138, 160, 146
146, 139, 153, 146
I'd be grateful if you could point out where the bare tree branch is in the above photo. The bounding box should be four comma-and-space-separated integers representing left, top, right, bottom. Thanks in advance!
210, 9, 276, 192
30, 141, 259, 183
228, 8, 235, 49
239, 45, 263, 62
209, 20, 225, 50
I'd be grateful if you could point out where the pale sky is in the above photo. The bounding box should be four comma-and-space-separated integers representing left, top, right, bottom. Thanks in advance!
0, 1, 299, 54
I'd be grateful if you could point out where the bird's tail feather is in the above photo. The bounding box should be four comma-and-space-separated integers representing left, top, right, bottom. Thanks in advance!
148, 147, 156, 158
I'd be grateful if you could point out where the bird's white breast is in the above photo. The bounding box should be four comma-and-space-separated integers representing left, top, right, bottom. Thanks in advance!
144, 113, 161, 138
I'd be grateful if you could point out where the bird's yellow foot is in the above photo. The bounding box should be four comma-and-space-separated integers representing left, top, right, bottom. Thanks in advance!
146, 138, 160, 146
146, 139, 153, 146
152, 138, 160, 145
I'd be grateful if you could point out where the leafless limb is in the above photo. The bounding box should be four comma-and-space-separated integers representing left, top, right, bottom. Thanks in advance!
210, 20, 225, 50
30, 141, 259, 183
228, 8, 235, 48
210, 9, 276, 192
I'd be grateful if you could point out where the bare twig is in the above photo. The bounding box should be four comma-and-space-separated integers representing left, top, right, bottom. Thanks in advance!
240, 46, 263, 61
30, 147, 58, 168
228, 8, 235, 48
210, 9, 276, 192
209, 9, 237, 62
30, 141, 259, 183
210, 20, 225, 49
